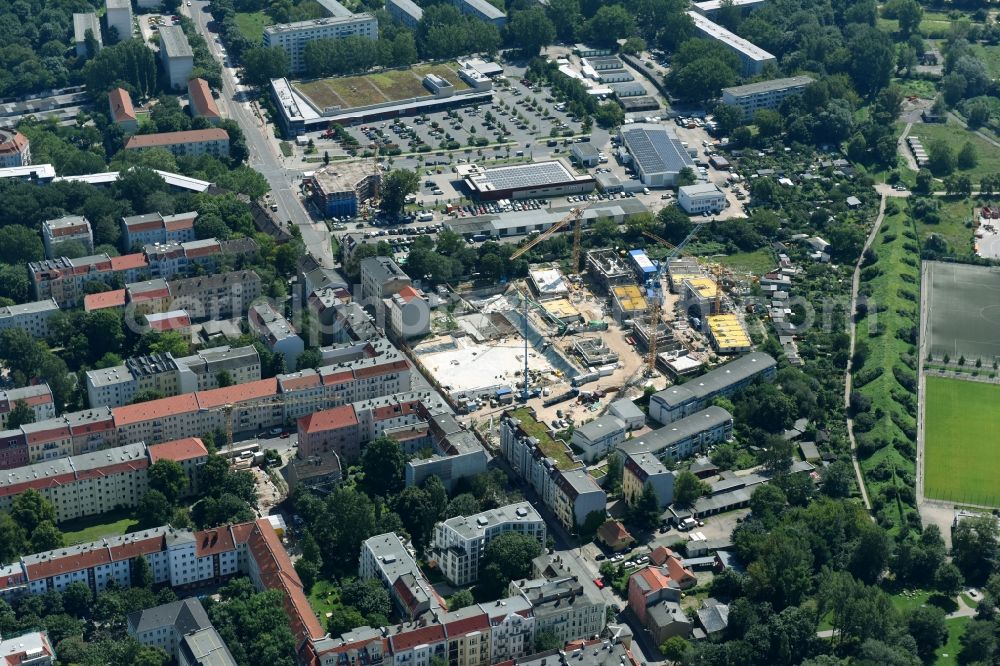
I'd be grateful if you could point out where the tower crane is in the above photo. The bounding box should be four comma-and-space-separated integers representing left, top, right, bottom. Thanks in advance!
509, 203, 592, 267
644, 226, 702, 375
202, 391, 342, 455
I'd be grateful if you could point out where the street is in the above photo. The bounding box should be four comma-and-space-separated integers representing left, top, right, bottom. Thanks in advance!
183, 0, 335, 268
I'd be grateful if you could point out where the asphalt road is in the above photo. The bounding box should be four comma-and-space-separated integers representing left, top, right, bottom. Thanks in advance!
184, 0, 334, 268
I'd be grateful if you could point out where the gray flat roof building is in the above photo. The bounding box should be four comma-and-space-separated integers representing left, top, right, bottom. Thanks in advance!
621, 406, 733, 459
386, 0, 423, 27
159, 24, 193, 58
687, 11, 776, 76
73, 13, 102, 56
649, 352, 776, 423
618, 123, 695, 188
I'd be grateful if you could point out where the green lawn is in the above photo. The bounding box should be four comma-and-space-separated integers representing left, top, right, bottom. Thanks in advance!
908, 120, 1000, 183
924, 376, 1000, 505
972, 44, 1000, 80
917, 197, 977, 257
60, 508, 140, 545
307, 578, 340, 618
937, 616, 970, 666
711, 249, 776, 276
234, 11, 272, 43
878, 10, 968, 39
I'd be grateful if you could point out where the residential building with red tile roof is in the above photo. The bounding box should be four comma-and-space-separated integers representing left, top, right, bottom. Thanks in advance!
108, 87, 138, 133
28, 253, 148, 307
187, 78, 221, 123
0, 129, 30, 168
41, 215, 93, 259
149, 437, 209, 493
145, 310, 192, 333
121, 211, 197, 250
0, 385, 55, 430
83, 289, 126, 312
124, 128, 229, 159
0, 630, 54, 666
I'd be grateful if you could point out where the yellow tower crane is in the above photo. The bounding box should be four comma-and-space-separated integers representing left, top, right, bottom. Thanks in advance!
510, 204, 591, 265
641, 227, 702, 375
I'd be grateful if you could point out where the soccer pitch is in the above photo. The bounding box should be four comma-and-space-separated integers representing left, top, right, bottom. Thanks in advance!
924, 375, 1000, 506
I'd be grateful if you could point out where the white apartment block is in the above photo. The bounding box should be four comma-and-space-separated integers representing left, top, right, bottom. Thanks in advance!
86, 345, 261, 408
360, 532, 444, 620
0, 631, 54, 665
159, 25, 194, 91
721, 75, 815, 121
263, 14, 378, 74
432, 502, 545, 586
386, 0, 423, 28
0, 299, 60, 339
509, 556, 607, 647
569, 415, 626, 462
450, 0, 506, 26
687, 11, 775, 76
360, 254, 411, 305
73, 12, 102, 57
105, 0, 133, 42
124, 129, 230, 158
121, 211, 197, 251
249, 303, 304, 372
42, 215, 93, 259
678, 183, 726, 214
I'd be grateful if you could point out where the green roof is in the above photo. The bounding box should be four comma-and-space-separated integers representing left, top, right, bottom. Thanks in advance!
509, 408, 576, 471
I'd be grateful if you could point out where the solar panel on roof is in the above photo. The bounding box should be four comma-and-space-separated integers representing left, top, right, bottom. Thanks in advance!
475, 162, 574, 189
622, 126, 694, 176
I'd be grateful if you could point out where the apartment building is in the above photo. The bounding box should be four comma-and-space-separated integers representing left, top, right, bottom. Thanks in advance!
360, 255, 411, 305
41, 215, 93, 259
0, 299, 60, 339
29, 253, 148, 307
263, 14, 378, 74
0, 385, 56, 430
0, 438, 207, 522
500, 409, 606, 532
105, 0, 133, 42
73, 12, 102, 57
687, 11, 775, 76
126, 278, 172, 315
159, 25, 194, 90
360, 532, 445, 621
121, 211, 197, 250
569, 415, 626, 463
384, 285, 431, 340
405, 412, 490, 490
2, 338, 409, 468
108, 87, 138, 133
648, 352, 776, 424
620, 407, 733, 463
622, 451, 675, 509
721, 76, 814, 121
432, 502, 545, 586
509, 555, 606, 647
386, 0, 423, 27
86, 346, 260, 408
249, 302, 304, 371
124, 129, 230, 158
144, 238, 221, 279
167, 270, 261, 321
0, 631, 54, 666
128, 598, 236, 666
678, 183, 726, 214
309, 162, 381, 220
450, 0, 506, 26
0, 130, 30, 168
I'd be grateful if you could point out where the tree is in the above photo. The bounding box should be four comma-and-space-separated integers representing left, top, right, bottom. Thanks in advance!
749, 484, 787, 527
660, 636, 690, 664
915, 168, 933, 194
508, 8, 555, 56
907, 605, 947, 661
380, 169, 420, 217
966, 99, 991, 128
138, 490, 173, 527
0, 225, 44, 264
594, 101, 624, 129
0, 515, 25, 569
446, 493, 481, 518
63, 581, 92, 618
676, 167, 697, 187
131, 555, 154, 589
534, 630, 562, 652
957, 141, 978, 169
958, 620, 996, 664
585, 5, 635, 47
659, 205, 693, 244
673, 471, 709, 508
11, 489, 56, 535
216, 370, 233, 388
240, 47, 291, 86
713, 103, 745, 134
5, 400, 35, 429
360, 436, 407, 498
892, 0, 923, 37
546, 0, 581, 42
340, 578, 391, 621
296, 348, 322, 371
952, 515, 999, 584
294, 558, 319, 592
934, 561, 963, 597
629, 483, 662, 530
449, 588, 474, 610
604, 453, 623, 494
747, 532, 814, 609
821, 460, 854, 498
927, 139, 956, 176
480, 532, 542, 597
847, 26, 895, 98
327, 605, 366, 637
29, 521, 63, 552
753, 109, 784, 137
148, 459, 189, 503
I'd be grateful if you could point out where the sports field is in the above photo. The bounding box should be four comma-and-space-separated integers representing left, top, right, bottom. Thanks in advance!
295, 63, 469, 111
924, 376, 1000, 505
925, 261, 1000, 362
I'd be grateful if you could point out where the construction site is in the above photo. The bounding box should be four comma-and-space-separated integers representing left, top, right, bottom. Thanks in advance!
412, 206, 757, 431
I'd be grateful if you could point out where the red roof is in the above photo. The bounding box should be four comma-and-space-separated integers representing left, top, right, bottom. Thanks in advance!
397, 285, 421, 302
129, 287, 170, 303
25, 546, 111, 580
196, 378, 278, 409
278, 374, 320, 392
110, 253, 148, 271
146, 311, 191, 332
632, 566, 672, 595
389, 624, 446, 652
443, 611, 489, 637
148, 437, 208, 463
187, 78, 221, 119
354, 360, 408, 379
84, 290, 126, 311
298, 405, 358, 435
125, 128, 229, 150
112, 393, 200, 426
23, 424, 70, 445
372, 400, 420, 422
109, 87, 137, 123
320, 369, 354, 386
164, 214, 196, 231
195, 525, 237, 557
